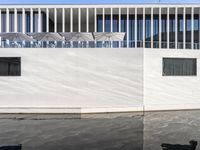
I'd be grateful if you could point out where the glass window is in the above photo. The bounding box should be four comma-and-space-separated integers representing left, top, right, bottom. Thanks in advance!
42, 12, 46, 32
113, 15, 119, 48
163, 58, 197, 76
121, 15, 127, 47
97, 15, 103, 32
97, 15, 103, 47
129, 15, 135, 48
113, 15, 119, 32
1, 13, 6, 32
153, 15, 159, 48
9, 13, 14, 32
0, 57, 21, 76
25, 12, 30, 32
145, 15, 151, 48
194, 14, 199, 45
178, 14, 183, 49
17, 13, 22, 32
161, 14, 167, 48
169, 14, 175, 48
33, 13, 38, 32
186, 14, 191, 49
137, 15, 143, 48
105, 15, 111, 32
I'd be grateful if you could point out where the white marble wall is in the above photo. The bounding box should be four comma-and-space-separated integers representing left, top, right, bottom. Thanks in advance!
144, 48, 200, 111
0, 48, 143, 112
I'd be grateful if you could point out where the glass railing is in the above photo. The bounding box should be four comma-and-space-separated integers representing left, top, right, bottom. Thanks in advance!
0, 40, 200, 50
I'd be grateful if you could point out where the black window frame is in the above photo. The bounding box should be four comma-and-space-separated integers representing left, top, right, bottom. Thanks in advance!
0, 57, 21, 76
162, 57, 197, 76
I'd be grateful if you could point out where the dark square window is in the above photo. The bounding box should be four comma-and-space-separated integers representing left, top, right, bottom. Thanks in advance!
163, 58, 197, 76
0, 57, 21, 76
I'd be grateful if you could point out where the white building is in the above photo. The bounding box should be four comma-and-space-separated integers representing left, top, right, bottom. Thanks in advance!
0, 4, 200, 113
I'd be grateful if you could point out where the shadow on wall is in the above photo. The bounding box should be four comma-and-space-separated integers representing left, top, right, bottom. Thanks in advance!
0, 144, 22, 150
161, 140, 197, 150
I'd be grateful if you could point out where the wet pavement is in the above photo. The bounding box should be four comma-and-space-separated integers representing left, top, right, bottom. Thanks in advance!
0, 110, 200, 150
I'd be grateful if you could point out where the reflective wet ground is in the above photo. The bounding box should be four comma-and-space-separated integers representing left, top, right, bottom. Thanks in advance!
0, 110, 200, 150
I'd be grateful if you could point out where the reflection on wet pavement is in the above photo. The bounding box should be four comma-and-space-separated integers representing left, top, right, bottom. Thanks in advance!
0, 110, 200, 150
161, 140, 197, 150
144, 111, 200, 150
0, 114, 143, 150
0, 144, 21, 150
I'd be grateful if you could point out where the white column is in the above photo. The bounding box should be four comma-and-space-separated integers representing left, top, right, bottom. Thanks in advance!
94, 8, 97, 32
86, 8, 89, 32
14, 8, 17, 32
159, 7, 161, 48
70, 8, 73, 32
127, 8, 129, 48
46, 8, 49, 32
6, 8, 9, 32
30, 8, 33, 33
151, 8, 153, 48
175, 7, 178, 49
0, 9, 1, 33
22, 8, 25, 33
78, 8, 81, 32
54, 8, 57, 32
143, 8, 145, 48
62, 8, 65, 32
102, 8, 105, 32
191, 7, 194, 49
38, 8, 41, 32
119, 8, 121, 47
135, 8, 137, 48
167, 7, 170, 49
183, 7, 186, 49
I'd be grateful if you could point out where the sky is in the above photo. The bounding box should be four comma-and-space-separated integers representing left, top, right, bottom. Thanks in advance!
0, 0, 199, 4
